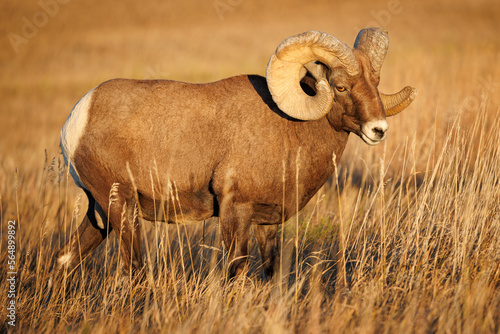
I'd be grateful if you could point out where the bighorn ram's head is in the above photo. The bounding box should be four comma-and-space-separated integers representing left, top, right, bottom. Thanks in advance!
266, 28, 416, 145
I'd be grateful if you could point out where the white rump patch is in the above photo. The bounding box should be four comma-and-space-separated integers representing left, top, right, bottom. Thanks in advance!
60, 88, 96, 189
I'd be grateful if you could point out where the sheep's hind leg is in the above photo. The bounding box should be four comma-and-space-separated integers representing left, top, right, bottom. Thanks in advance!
46, 189, 111, 304
106, 190, 143, 279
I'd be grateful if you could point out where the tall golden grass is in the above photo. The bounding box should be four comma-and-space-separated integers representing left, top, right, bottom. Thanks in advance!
1, 0, 500, 332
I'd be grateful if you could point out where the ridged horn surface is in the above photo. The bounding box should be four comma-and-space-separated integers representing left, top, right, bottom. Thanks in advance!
266, 31, 359, 120
381, 86, 417, 117
354, 27, 389, 79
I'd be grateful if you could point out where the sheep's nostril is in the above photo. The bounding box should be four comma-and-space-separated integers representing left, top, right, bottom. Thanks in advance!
373, 127, 387, 138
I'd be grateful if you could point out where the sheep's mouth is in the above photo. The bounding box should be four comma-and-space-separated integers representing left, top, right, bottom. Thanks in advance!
360, 131, 386, 146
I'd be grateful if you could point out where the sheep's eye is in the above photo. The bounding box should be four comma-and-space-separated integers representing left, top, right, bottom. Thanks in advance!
336, 86, 346, 92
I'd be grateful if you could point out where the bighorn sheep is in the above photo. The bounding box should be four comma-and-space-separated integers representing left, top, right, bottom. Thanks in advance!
49, 28, 416, 296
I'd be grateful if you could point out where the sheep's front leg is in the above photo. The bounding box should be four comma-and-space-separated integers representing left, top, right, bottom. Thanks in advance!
254, 224, 279, 280
219, 203, 252, 278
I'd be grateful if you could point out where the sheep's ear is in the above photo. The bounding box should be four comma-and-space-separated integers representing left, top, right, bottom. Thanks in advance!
299, 61, 329, 96
381, 86, 417, 117
304, 61, 328, 81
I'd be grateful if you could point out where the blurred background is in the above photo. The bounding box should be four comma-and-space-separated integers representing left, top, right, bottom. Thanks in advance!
0, 0, 499, 183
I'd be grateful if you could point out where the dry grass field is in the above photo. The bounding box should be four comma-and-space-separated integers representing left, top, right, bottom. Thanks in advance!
1, 0, 500, 332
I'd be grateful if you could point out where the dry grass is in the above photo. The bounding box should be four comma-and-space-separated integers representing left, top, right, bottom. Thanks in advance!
1, 0, 500, 332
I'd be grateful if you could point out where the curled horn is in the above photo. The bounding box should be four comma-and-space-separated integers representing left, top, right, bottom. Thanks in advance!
266, 31, 360, 121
